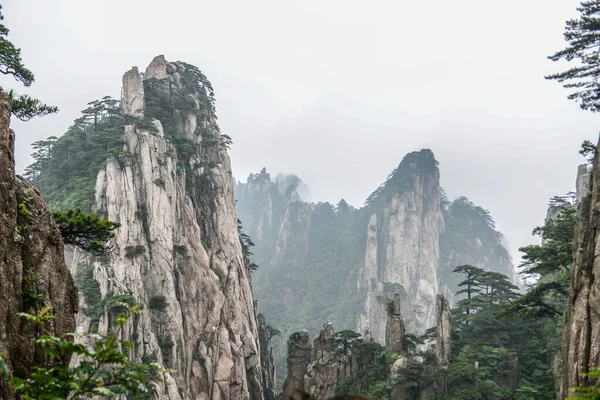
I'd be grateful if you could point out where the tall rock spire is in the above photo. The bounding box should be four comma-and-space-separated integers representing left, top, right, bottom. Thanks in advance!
121, 66, 144, 117
435, 294, 451, 368
385, 294, 405, 353
357, 149, 444, 340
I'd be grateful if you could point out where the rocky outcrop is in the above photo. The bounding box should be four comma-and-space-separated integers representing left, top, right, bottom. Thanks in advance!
283, 330, 312, 396
357, 150, 444, 340
284, 322, 387, 400
0, 88, 78, 399
385, 294, 405, 354
122, 66, 144, 117
576, 164, 592, 203
560, 140, 600, 398
235, 168, 276, 247
304, 322, 357, 400
144, 54, 171, 81
435, 294, 451, 369
273, 190, 312, 269
256, 302, 277, 400
66, 57, 265, 399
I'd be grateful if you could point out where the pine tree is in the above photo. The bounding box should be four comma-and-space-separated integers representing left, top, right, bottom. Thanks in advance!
0, 5, 57, 121
546, 1, 600, 112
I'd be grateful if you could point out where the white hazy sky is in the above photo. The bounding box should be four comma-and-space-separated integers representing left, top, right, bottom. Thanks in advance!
2, 0, 599, 264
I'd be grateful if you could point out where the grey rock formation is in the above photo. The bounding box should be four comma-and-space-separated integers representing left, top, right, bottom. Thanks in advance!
66, 58, 265, 400
385, 294, 405, 353
144, 54, 171, 81
256, 302, 277, 400
235, 168, 275, 246
304, 321, 357, 400
283, 330, 312, 396
284, 322, 389, 400
358, 150, 444, 340
576, 163, 591, 203
0, 88, 78, 399
560, 142, 600, 398
435, 294, 451, 368
121, 66, 145, 117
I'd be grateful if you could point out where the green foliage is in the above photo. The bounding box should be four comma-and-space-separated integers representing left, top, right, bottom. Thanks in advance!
211, 263, 223, 280
53, 209, 120, 255
364, 149, 438, 207
6, 90, 58, 122
390, 263, 558, 400
333, 334, 391, 400
9, 306, 166, 399
172, 244, 188, 258
24, 97, 124, 211
192, 352, 206, 368
157, 335, 174, 366
22, 275, 43, 307
153, 178, 166, 188
546, 1, 600, 112
501, 201, 576, 320
439, 196, 512, 299
143, 62, 225, 197
148, 296, 167, 312
580, 140, 597, 163
569, 368, 600, 399
18, 192, 33, 217
0, 6, 57, 121
0, 356, 8, 378
76, 264, 103, 330
0, 8, 33, 86
238, 219, 259, 273
519, 205, 576, 278
266, 325, 281, 340
125, 245, 146, 259
80, 289, 136, 334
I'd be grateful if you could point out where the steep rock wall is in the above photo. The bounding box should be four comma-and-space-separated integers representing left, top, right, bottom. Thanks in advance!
66, 56, 266, 400
357, 150, 444, 339
0, 89, 78, 399
560, 145, 600, 397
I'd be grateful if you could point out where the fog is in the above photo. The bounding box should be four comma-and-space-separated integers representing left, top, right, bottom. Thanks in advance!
3, 0, 599, 263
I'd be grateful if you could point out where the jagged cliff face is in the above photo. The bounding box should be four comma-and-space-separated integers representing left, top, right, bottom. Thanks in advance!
0, 89, 77, 399
64, 56, 266, 400
560, 152, 600, 397
357, 150, 444, 339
